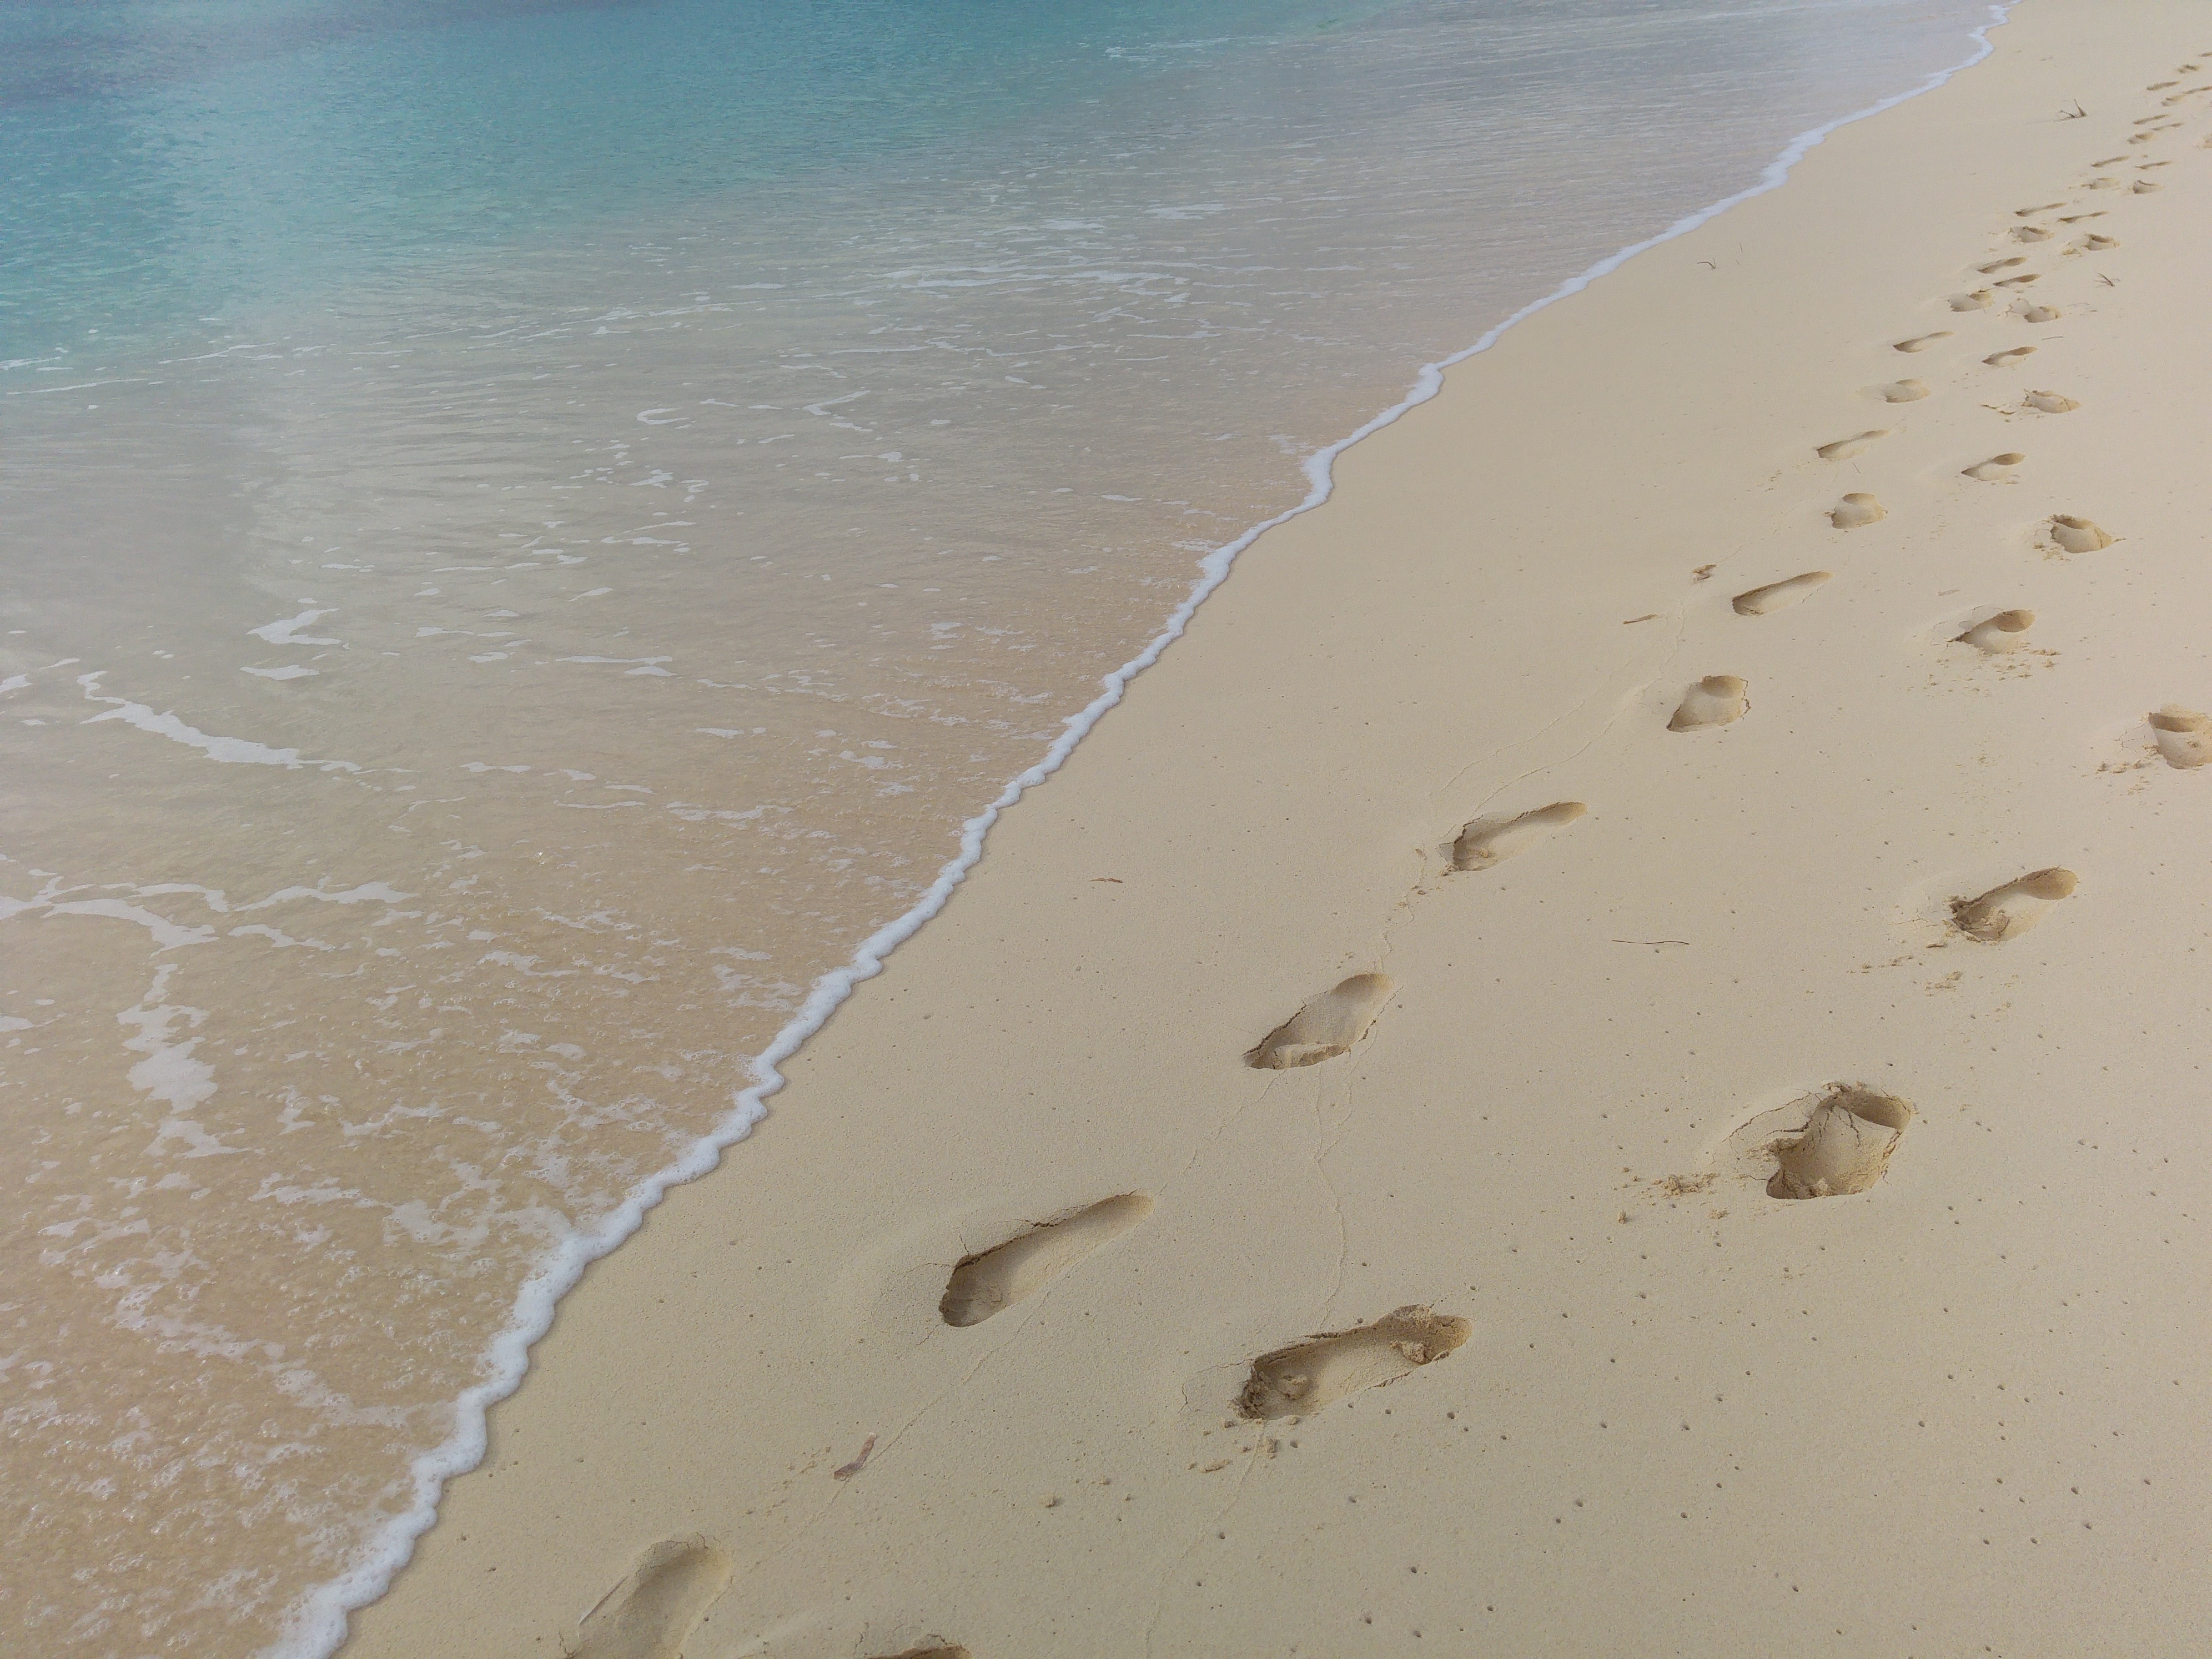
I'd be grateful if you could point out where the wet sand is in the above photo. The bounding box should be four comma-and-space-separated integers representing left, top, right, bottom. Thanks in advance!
338, 4, 2212, 1653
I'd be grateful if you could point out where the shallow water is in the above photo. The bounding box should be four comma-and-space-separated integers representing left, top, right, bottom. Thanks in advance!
1, 0, 2002, 1650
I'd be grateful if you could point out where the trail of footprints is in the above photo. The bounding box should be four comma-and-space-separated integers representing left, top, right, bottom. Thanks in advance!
570, 57, 2212, 1659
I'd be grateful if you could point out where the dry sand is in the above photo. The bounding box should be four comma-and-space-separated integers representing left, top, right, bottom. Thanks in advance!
339, 4, 2212, 1653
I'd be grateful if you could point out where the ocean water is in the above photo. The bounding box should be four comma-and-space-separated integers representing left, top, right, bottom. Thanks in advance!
0, 0, 2007, 1651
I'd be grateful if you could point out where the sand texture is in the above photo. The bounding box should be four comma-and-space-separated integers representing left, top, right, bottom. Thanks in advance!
340, 5, 2212, 1655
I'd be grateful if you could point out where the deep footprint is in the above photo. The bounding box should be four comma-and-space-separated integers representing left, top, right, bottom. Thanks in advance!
1248, 973, 1394, 1069
1962, 453, 2024, 481
1668, 675, 1748, 731
2017, 302, 2061, 323
870, 1647, 971, 1659
1238, 1306, 1471, 1420
2052, 515, 2113, 552
1948, 289, 1995, 311
1952, 868, 2078, 942
1892, 331, 1952, 353
1767, 1086, 1915, 1200
1831, 492, 1886, 529
1954, 609, 2034, 652
1878, 379, 1931, 403
2149, 706, 2212, 768
2025, 389, 2079, 413
575, 1540, 734, 1659
1732, 571, 1832, 616
1984, 346, 2037, 366
1451, 801, 1586, 872
939, 1194, 1154, 1327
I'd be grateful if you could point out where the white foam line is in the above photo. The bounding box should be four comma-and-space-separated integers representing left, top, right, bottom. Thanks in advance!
272, 8, 2017, 1651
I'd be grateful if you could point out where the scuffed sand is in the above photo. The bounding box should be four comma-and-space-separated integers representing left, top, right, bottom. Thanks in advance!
341, 4, 2212, 1654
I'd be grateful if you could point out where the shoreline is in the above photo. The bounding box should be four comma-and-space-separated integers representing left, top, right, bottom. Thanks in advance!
336, 3, 2212, 1655
276, 13, 2027, 1649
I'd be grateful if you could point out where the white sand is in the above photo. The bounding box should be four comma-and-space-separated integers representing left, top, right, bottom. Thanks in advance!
341, 4, 2212, 1654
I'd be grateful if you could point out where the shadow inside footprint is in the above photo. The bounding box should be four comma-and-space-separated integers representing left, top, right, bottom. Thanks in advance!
2025, 390, 2079, 413
1953, 609, 2034, 652
1732, 571, 1831, 616
1893, 331, 1952, 353
1451, 801, 1586, 871
1767, 1086, 1915, 1200
1248, 973, 1394, 1069
575, 1540, 733, 1659
2018, 302, 2061, 323
939, 1194, 1154, 1327
1952, 867, 2078, 942
2051, 515, 2113, 552
1237, 1306, 1471, 1420
1668, 675, 1748, 731
2149, 705, 2212, 768
1962, 453, 2025, 481
1878, 379, 1931, 403
1984, 346, 2036, 366
1948, 289, 1995, 311
870, 1646, 971, 1659
1831, 492, 1886, 529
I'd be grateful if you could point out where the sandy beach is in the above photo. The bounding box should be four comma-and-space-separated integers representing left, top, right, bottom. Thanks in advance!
336, 3, 2212, 1653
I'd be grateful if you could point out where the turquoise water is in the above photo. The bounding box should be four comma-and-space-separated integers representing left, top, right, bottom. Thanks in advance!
0, 3, 2007, 1653
4, 0, 1390, 358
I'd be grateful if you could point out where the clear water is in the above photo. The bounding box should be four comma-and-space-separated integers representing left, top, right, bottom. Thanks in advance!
1, 0, 2002, 1651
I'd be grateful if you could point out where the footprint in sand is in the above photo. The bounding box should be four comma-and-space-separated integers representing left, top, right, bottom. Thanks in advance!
1878, 379, 1931, 403
1248, 973, 1394, 1069
2058, 209, 2108, 222
2013, 223, 2054, 240
2092, 154, 2129, 167
2134, 180, 2163, 194
1451, 802, 1586, 872
1830, 493, 1886, 529
939, 1194, 1154, 1327
575, 1540, 733, 1659
1237, 1306, 1471, 1420
2079, 233, 2120, 251
1816, 430, 1888, 461
2085, 178, 2121, 192
2017, 302, 2062, 324
1952, 868, 2078, 942
2025, 389, 2079, 414
1984, 346, 2037, 366
1962, 453, 2024, 482
2149, 706, 2212, 769
1892, 331, 1951, 353
1976, 256, 2027, 273
1993, 274, 2039, 290
1766, 1087, 1916, 1200
1948, 289, 1995, 311
871, 1646, 971, 1659
1732, 571, 1832, 616
1953, 609, 2035, 653
2015, 202, 2065, 216
1668, 675, 1749, 731
2051, 515, 2113, 552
